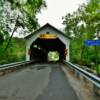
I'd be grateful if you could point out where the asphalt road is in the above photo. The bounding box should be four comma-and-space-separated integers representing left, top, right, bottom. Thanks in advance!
0, 63, 78, 100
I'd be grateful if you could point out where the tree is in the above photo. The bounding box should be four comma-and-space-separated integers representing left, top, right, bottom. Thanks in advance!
0, 0, 46, 50
63, 0, 100, 67
0, 0, 47, 64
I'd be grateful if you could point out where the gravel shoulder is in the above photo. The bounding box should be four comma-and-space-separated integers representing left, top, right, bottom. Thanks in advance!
62, 65, 99, 100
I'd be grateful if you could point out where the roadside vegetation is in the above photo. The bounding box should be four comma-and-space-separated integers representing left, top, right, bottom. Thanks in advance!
63, 0, 100, 74
0, 37, 25, 64
0, 0, 46, 64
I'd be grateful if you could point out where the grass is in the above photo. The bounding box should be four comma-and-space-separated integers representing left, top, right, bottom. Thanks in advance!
98, 64, 100, 73
95, 64, 100, 75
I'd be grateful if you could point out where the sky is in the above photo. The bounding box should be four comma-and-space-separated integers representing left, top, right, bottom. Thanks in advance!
37, 0, 87, 28
15, 0, 87, 37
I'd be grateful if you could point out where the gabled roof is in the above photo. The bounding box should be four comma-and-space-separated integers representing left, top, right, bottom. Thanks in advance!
25, 23, 71, 39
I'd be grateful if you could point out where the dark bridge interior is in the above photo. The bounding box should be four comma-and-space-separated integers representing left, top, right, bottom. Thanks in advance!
30, 38, 66, 62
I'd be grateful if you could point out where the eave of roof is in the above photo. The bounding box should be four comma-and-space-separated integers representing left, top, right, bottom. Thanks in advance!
24, 23, 71, 40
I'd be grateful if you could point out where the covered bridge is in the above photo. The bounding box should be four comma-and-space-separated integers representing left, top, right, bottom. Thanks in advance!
25, 23, 70, 62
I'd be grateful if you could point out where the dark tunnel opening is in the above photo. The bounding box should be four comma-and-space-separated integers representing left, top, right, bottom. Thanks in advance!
30, 38, 66, 62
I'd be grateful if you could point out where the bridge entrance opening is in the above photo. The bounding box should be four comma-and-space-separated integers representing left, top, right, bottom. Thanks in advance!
30, 37, 66, 62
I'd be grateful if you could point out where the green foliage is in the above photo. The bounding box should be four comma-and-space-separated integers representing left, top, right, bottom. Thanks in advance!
0, 0, 46, 64
0, 0, 46, 45
0, 37, 26, 64
63, 0, 100, 68
5, 0, 47, 31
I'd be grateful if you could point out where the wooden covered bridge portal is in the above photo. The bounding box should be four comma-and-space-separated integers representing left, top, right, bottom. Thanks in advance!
25, 23, 70, 62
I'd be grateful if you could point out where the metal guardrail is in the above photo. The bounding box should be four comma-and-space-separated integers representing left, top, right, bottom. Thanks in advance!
0, 60, 33, 71
0, 61, 26, 68
64, 61, 100, 88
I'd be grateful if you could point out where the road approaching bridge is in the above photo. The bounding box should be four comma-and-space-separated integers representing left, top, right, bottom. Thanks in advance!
0, 63, 78, 100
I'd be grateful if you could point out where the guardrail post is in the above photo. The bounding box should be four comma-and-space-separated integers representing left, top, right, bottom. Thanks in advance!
75, 71, 80, 79
93, 85, 100, 96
